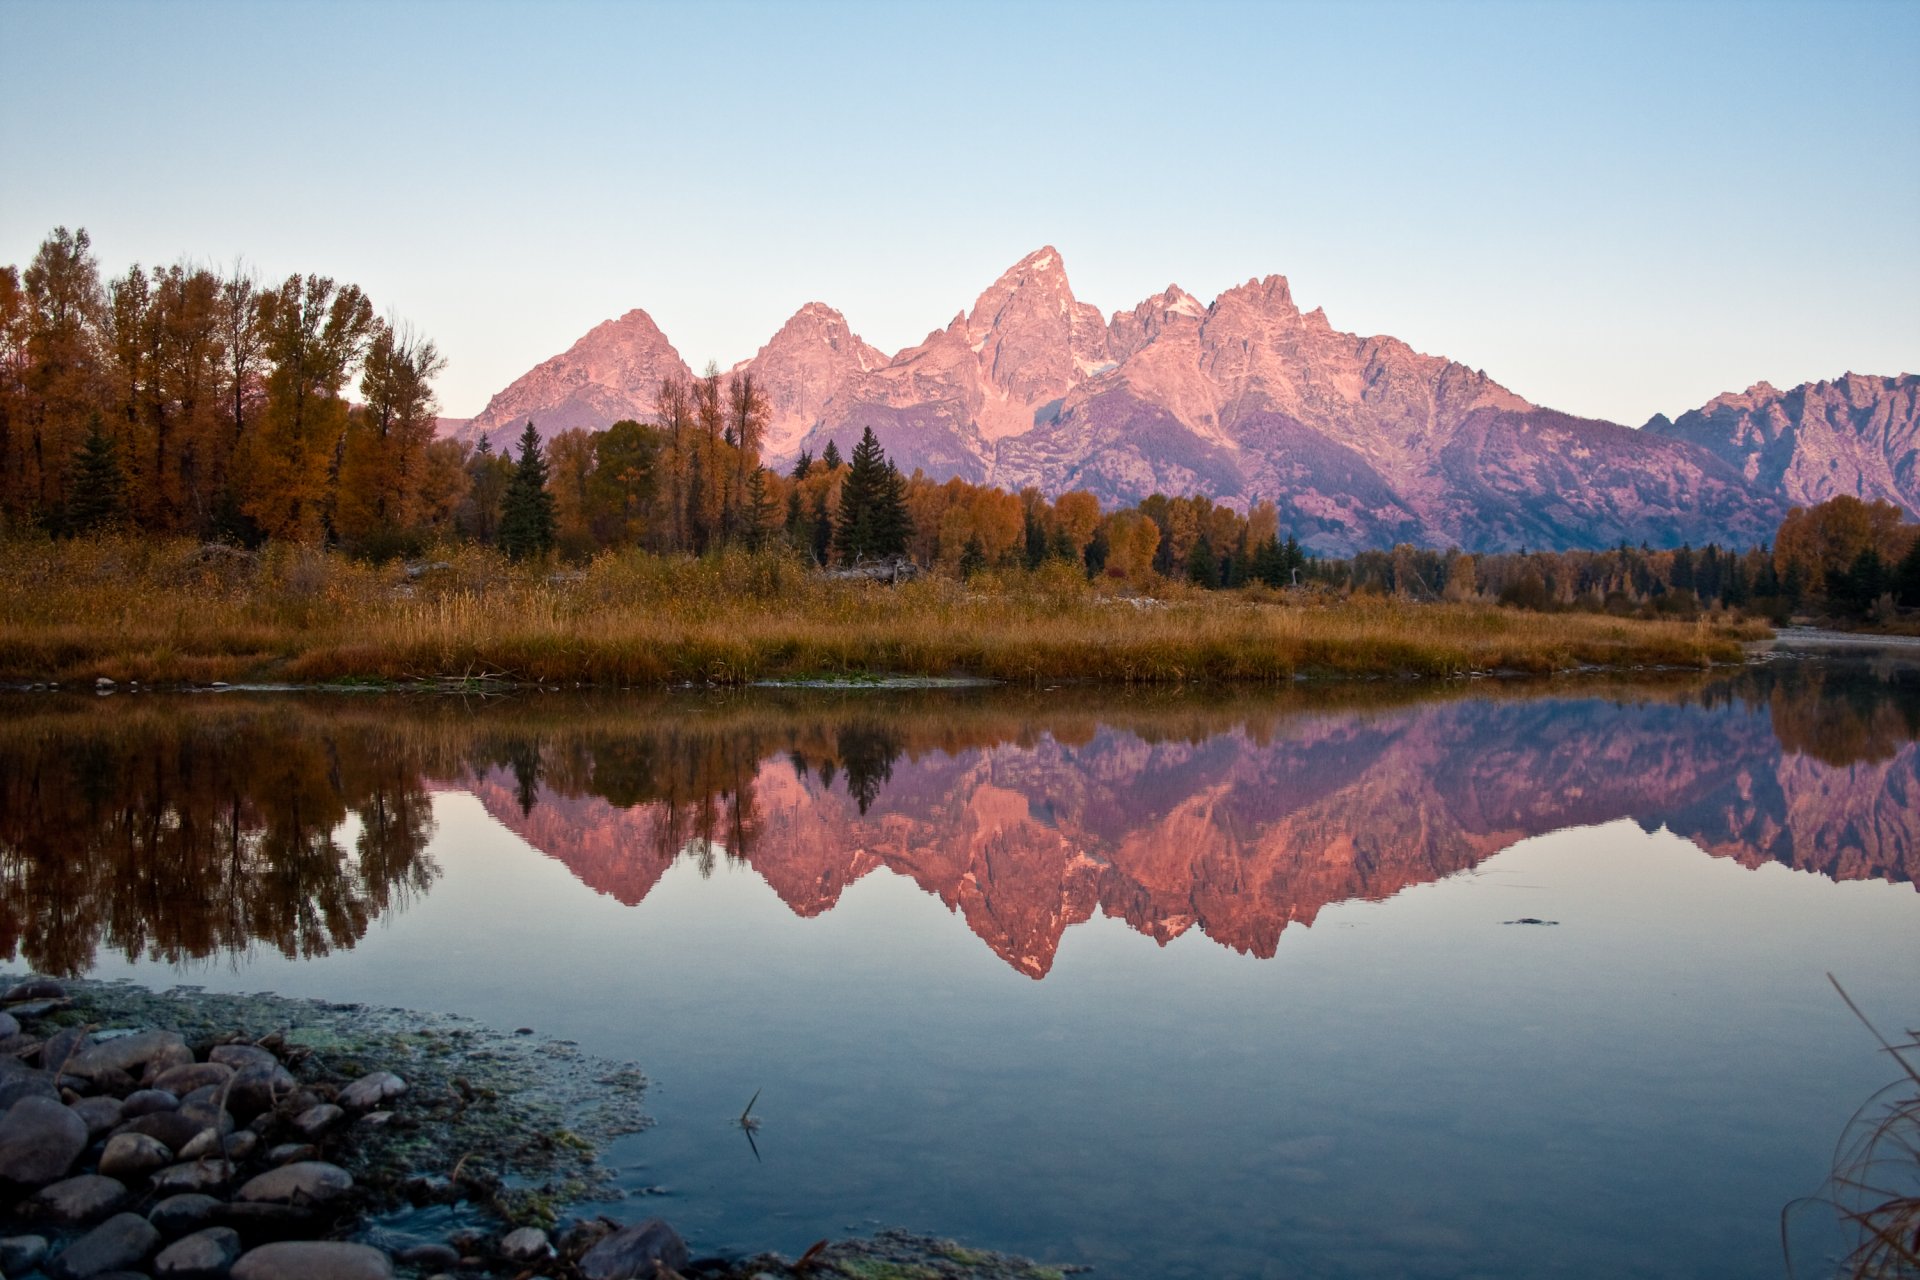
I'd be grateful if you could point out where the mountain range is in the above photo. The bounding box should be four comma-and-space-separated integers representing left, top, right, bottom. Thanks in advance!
453, 249, 1917, 553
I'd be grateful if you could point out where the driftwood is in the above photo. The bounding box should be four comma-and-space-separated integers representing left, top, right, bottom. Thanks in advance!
823, 555, 920, 585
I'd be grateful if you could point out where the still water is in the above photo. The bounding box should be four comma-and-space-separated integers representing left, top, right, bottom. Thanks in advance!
3, 660, 1917, 1278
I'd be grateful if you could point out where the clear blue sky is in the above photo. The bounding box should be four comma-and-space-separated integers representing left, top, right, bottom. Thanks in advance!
3, 0, 1914, 424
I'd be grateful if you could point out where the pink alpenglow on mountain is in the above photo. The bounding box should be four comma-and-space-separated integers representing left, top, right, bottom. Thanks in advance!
465, 248, 1909, 551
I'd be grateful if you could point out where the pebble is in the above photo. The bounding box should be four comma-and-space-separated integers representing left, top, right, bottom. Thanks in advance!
47, 1212, 159, 1279
153, 1226, 242, 1280
499, 1226, 553, 1263
291, 1103, 344, 1139
336, 1072, 406, 1112
0, 1235, 49, 1274
147, 1194, 223, 1238
0, 1096, 88, 1189
24, 1174, 129, 1225
97, 1131, 173, 1181
230, 1241, 394, 1280
234, 1161, 354, 1206
577, 1218, 689, 1280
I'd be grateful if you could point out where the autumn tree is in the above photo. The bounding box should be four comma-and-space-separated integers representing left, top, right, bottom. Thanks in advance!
21, 228, 105, 515
335, 321, 445, 553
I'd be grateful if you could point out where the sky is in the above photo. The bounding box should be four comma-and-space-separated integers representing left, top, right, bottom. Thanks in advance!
2, 0, 1914, 425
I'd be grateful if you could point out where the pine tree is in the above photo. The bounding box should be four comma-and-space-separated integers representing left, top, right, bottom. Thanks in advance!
1186, 534, 1218, 588
820, 439, 843, 471
958, 535, 987, 579
497, 422, 556, 560
1897, 538, 1920, 608
65, 415, 126, 535
790, 449, 813, 481
744, 465, 777, 548
833, 427, 909, 563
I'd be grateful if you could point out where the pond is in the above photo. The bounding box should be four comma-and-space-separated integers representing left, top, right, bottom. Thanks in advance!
3, 657, 1917, 1278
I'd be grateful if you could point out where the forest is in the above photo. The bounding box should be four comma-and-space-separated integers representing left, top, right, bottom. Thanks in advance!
5, 226, 1918, 626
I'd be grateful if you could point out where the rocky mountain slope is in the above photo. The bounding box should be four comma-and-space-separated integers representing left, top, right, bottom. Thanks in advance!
461, 249, 1910, 551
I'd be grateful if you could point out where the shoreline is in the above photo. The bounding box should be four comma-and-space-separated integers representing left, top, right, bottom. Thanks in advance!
0, 975, 1077, 1280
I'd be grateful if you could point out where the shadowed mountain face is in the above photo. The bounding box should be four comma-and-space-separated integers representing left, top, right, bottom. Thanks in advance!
4, 669, 1914, 979
458, 248, 1910, 551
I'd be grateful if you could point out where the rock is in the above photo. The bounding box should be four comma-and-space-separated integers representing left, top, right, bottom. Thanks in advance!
179, 1128, 256, 1164
393, 1243, 459, 1268
67, 1031, 189, 1084
336, 1072, 406, 1112
121, 1088, 181, 1118
150, 1064, 233, 1096
264, 1143, 316, 1166
149, 1161, 233, 1196
290, 1103, 342, 1139
98, 1131, 174, 1180
499, 1227, 553, 1264
0, 1063, 59, 1111
224, 1064, 297, 1121
148, 1194, 222, 1238
0, 1011, 18, 1038
153, 1227, 242, 1280
206, 1046, 277, 1072
67, 1095, 124, 1140
4, 997, 74, 1019
234, 1161, 353, 1206
2, 979, 66, 1004
47, 1212, 159, 1279
212, 1202, 316, 1236
25, 1174, 130, 1225
355, 1110, 393, 1129
0, 1096, 88, 1188
122, 1106, 225, 1153
230, 1241, 393, 1280
38, 1027, 95, 1072
0, 1235, 49, 1273
576, 1219, 689, 1280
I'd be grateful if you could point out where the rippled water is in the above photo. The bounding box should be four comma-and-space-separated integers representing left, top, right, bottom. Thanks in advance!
4, 658, 1917, 1278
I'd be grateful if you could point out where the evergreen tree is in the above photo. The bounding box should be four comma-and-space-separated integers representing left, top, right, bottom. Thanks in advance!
65, 414, 126, 535
1186, 534, 1218, 588
958, 535, 987, 579
820, 439, 843, 471
790, 449, 813, 481
497, 421, 556, 560
832, 426, 910, 562
1897, 538, 1920, 608
1251, 534, 1285, 587
744, 465, 777, 548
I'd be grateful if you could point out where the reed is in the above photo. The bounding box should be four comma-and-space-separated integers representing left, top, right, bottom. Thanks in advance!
0, 537, 1767, 686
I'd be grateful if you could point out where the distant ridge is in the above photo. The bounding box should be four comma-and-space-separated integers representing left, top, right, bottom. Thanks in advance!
460, 249, 1914, 553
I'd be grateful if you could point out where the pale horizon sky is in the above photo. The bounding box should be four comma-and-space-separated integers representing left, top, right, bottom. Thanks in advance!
2, 0, 1914, 425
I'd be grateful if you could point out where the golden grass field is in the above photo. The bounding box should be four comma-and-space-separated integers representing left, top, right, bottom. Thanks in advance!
0, 537, 1769, 686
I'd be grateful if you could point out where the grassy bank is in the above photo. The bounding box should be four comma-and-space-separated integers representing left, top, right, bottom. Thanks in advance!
0, 537, 1768, 686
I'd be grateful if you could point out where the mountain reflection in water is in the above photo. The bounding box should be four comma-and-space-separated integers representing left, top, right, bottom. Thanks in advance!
2, 663, 1916, 978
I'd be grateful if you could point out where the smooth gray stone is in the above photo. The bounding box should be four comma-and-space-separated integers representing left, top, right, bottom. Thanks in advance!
499, 1226, 553, 1263
336, 1072, 406, 1112
576, 1219, 689, 1280
1, 979, 66, 1003
38, 1028, 94, 1073
0, 1064, 59, 1111
223, 1064, 297, 1121
150, 1063, 233, 1096
0, 1096, 87, 1188
66, 1096, 123, 1141
0, 1234, 49, 1273
24, 1173, 129, 1225
66, 1032, 188, 1084
205, 1046, 276, 1072
147, 1194, 222, 1237
47, 1212, 159, 1279
153, 1226, 242, 1280
0, 1011, 16, 1038
229, 1241, 393, 1280
97, 1132, 173, 1181
120, 1089, 180, 1119
178, 1128, 256, 1164
264, 1143, 316, 1165
234, 1161, 353, 1206
290, 1104, 342, 1139
149, 1161, 232, 1196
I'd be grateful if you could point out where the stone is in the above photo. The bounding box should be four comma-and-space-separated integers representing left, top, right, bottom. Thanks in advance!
0, 1011, 19, 1038
153, 1226, 242, 1280
0, 1063, 59, 1111
148, 1194, 222, 1238
234, 1161, 352, 1206
0, 1096, 88, 1188
224, 1064, 297, 1121
230, 1241, 393, 1280
499, 1227, 552, 1264
265, 1143, 317, 1165
67, 1096, 124, 1141
2, 978, 66, 1003
206, 1045, 277, 1072
179, 1128, 256, 1164
39, 1027, 95, 1072
25, 1174, 130, 1225
47, 1212, 159, 1279
4, 998, 73, 1019
121, 1088, 181, 1118
355, 1110, 393, 1129
212, 1202, 316, 1235
149, 1161, 232, 1196
0, 1235, 49, 1273
98, 1132, 175, 1180
336, 1072, 406, 1112
67, 1031, 188, 1084
290, 1104, 342, 1139
576, 1219, 689, 1280
393, 1243, 459, 1268
150, 1063, 233, 1096
122, 1107, 223, 1153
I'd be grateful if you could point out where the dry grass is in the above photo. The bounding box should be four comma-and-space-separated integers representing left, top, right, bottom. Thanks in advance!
0, 536, 1768, 687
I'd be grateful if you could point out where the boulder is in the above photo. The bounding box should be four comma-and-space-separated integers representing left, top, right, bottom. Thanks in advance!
48, 1212, 159, 1279
230, 1241, 393, 1280
0, 1096, 88, 1189
234, 1161, 353, 1207
153, 1226, 242, 1280
24, 1173, 129, 1225
98, 1131, 174, 1180
577, 1219, 689, 1280
336, 1072, 406, 1112
147, 1194, 222, 1238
